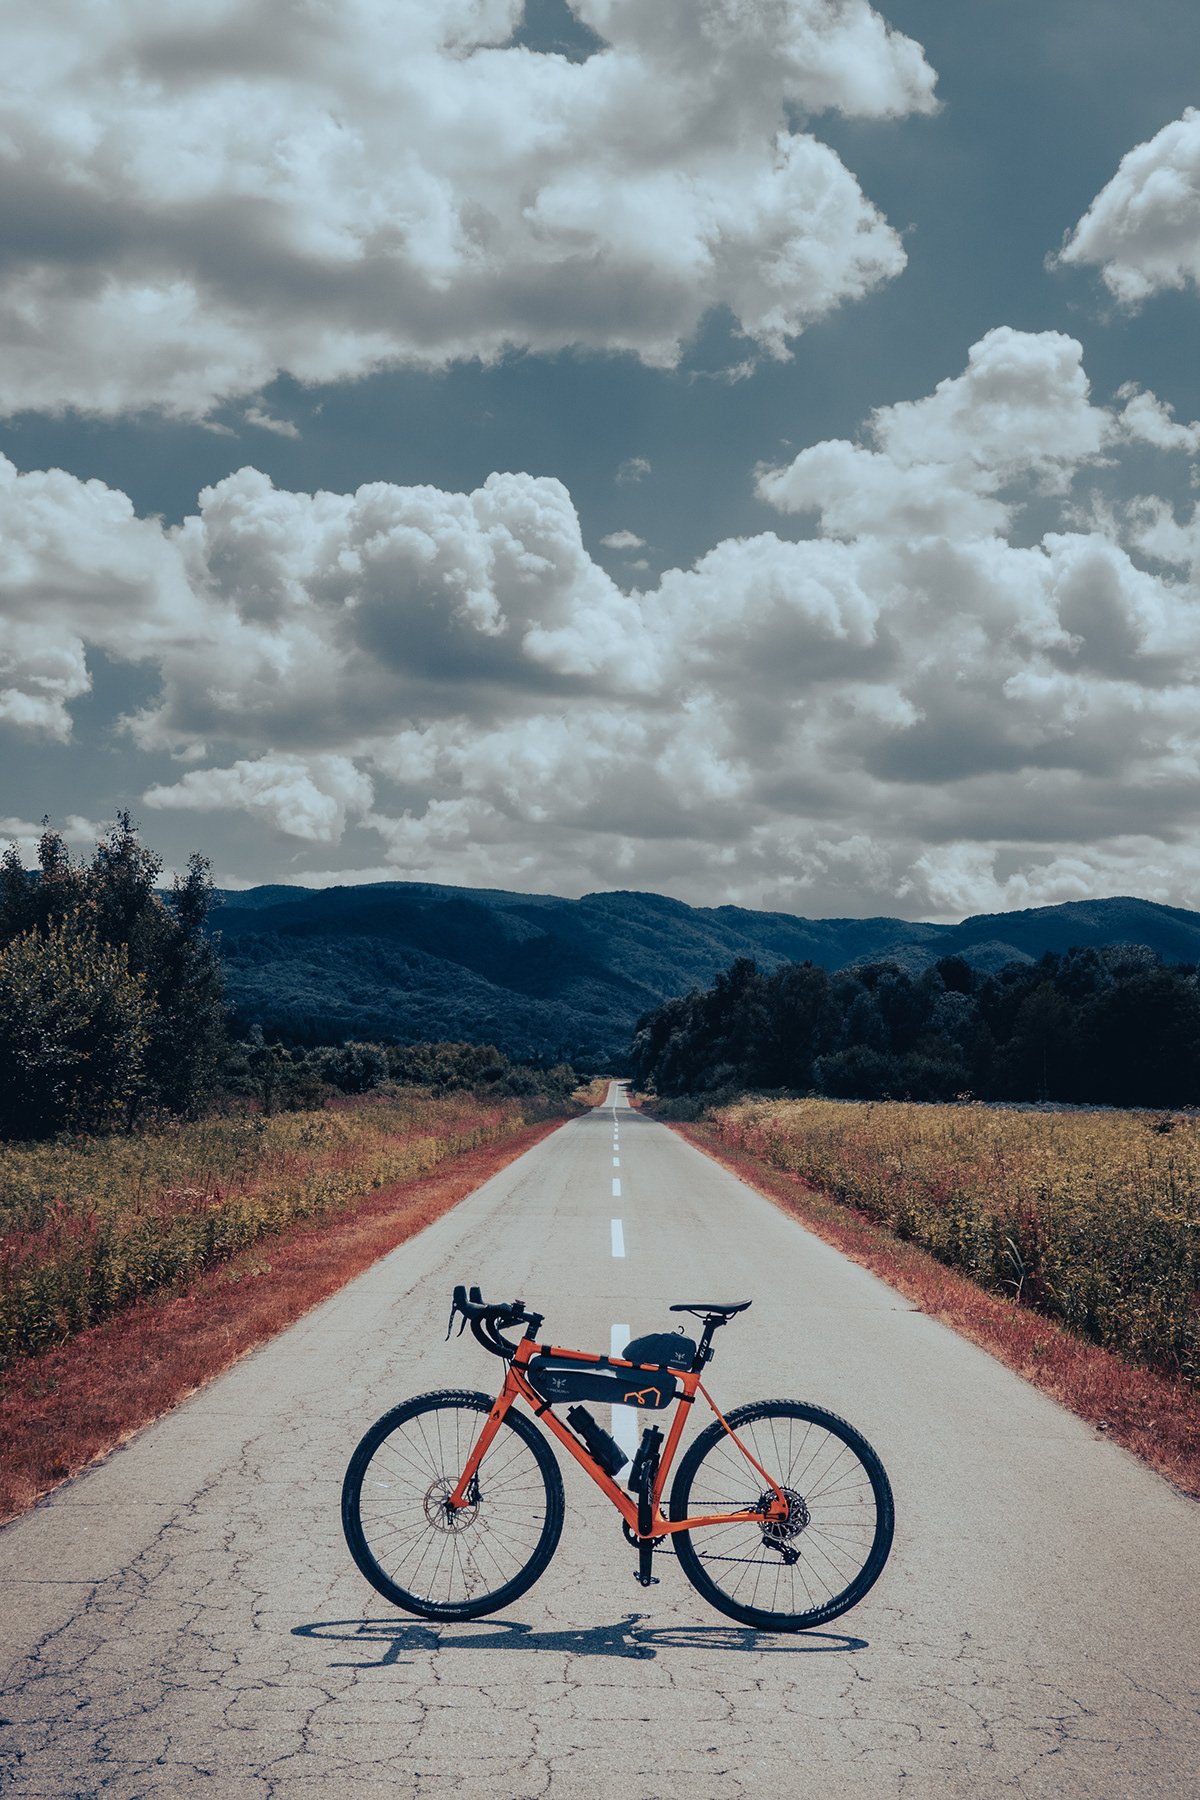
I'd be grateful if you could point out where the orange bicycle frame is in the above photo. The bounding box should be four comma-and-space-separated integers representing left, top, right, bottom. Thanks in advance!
447, 1335, 788, 1536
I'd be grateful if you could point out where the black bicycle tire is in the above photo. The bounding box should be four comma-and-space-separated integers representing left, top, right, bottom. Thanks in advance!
341, 1388, 565, 1620
670, 1398, 894, 1632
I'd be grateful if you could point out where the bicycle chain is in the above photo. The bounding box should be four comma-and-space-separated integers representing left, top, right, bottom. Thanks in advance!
686, 1495, 802, 1565
695, 1549, 799, 1565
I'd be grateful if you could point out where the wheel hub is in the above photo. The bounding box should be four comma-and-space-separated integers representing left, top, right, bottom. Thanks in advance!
424, 1475, 480, 1532
759, 1485, 810, 1542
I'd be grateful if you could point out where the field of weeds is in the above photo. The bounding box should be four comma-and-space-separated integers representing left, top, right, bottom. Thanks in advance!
0, 1091, 550, 1367
706, 1098, 1200, 1385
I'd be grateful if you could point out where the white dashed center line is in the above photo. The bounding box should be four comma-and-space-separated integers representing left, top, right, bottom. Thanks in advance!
611, 1218, 625, 1258
612, 1176, 621, 1199
610, 1322, 639, 1460
612, 1155, 620, 1167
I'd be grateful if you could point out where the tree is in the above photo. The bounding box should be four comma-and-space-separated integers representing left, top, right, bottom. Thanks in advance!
758, 962, 836, 1088
837, 985, 888, 1054
995, 983, 1076, 1101
629, 942, 1200, 1107
1080, 969, 1200, 1107
0, 910, 150, 1136
312, 1041, 390, 1094
0, 815, 228, 1133
139, 850, 228, 1114
223, 1029, 332, 1115
815, 1044, 897, 1100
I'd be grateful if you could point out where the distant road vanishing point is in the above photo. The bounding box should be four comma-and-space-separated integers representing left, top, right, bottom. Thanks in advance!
3, 1085, 1198, 1798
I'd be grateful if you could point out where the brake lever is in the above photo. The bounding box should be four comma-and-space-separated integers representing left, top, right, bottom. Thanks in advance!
446, 1284, 470, 1340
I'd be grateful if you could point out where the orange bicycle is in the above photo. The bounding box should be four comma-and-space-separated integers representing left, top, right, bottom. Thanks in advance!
341, 1286, 894, 1633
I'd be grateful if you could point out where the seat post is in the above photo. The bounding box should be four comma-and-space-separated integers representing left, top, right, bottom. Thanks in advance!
692, 1316, 719, 1370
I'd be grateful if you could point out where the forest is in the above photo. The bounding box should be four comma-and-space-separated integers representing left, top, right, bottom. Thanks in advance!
213, 879, 1200, 1070
7, 817, 1200, 1124
0, 822, 578, 1140
630, 946, 1200, 1109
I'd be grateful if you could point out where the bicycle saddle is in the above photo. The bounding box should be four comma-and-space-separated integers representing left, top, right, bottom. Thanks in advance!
669, 1300, 751, 1319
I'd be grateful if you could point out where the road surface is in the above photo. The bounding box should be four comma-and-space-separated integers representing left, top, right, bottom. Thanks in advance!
2, 1086, 1198, 1798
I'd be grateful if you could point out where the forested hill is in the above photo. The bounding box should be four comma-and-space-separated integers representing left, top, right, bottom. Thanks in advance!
211, 882, 1200, 1068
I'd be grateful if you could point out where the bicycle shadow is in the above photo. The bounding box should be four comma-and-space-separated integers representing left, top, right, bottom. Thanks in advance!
292, 1615, 867, 1667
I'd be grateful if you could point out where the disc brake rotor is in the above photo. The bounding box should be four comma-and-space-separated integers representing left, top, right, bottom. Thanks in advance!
424, 1474, 480, 1532
759, 1485, 810, 1544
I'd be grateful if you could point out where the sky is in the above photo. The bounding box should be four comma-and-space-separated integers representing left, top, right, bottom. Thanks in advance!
3, 0, 1200, 922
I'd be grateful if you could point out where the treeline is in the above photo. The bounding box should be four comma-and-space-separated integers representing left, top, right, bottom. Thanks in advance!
0, 818, 226, 1136
224, 1033, 580, 1116
631, 946, 1200, 1108
0, 821, 580, 1140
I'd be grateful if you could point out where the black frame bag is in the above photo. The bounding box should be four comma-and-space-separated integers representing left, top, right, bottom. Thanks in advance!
525, 1355, 679, 1410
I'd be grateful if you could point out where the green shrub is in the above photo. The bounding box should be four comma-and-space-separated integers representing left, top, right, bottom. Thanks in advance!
0, 911, 149, 1136
0, 817, 226, 1133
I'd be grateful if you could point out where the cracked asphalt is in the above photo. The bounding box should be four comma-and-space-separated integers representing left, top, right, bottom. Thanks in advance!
2, 1086, 1199, 1798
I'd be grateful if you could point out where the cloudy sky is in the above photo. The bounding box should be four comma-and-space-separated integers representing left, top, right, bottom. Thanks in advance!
3, 0, 1200, 921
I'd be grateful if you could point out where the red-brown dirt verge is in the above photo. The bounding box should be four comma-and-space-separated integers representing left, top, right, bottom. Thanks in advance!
0, 1117, 561, 1523
675, 1120, 1200, 1500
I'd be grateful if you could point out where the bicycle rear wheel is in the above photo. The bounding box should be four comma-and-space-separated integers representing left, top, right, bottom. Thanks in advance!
342, 1389, 564, 1620
670, 1399, 893, 1631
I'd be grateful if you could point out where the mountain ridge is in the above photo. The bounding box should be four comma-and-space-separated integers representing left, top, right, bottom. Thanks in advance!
212, 882, 1200, 1067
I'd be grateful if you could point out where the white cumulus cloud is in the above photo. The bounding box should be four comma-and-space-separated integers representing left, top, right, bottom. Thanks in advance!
0, 0, 937, 419
144, 754, 374, 842
1116, 383, 1200, 453
5, 329, 1200, 918
1055, 107, 1200, 304
758, 326, 1116, 540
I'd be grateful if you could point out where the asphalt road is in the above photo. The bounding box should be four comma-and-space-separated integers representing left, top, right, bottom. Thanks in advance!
2, 1086, 1198, 1799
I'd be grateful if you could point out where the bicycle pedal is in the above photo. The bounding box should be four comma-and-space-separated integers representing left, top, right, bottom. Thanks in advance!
635, 1572, 660, 1587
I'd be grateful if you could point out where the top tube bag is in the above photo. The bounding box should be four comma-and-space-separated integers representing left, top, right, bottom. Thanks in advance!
622, 1330, 697, 1369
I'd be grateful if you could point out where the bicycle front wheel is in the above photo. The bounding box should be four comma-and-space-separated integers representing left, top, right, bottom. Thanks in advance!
670, 1399, 894, 1632
342, 1389, 564, 1620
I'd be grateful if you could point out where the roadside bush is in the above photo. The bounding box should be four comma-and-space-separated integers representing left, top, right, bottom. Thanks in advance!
0, 911, 150, 1136
221, 1033, 333, 1115
311, 1041, 389, 1094
0, 817, 227, 1134
386, 1040, 578, 1100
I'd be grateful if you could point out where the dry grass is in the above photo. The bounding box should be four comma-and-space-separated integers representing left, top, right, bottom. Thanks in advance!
707, 1097, 1200, 1383
0, 1115, 562, 1521
0, 1092, 547, 1366
572, 1077, 612, 1108
676, 1115, 1200, 1499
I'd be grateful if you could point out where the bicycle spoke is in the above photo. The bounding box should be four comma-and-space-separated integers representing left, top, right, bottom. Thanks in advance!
673, 1400, 893, 1630
345, 1397, 561, 1615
